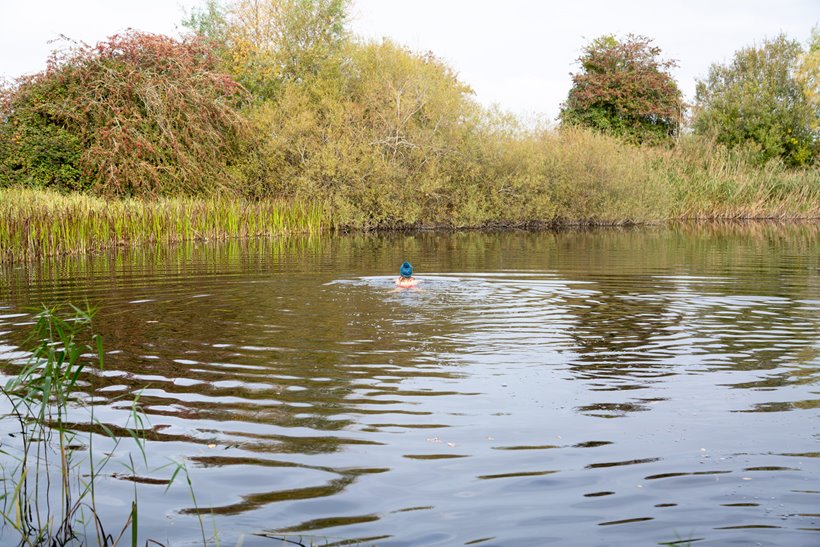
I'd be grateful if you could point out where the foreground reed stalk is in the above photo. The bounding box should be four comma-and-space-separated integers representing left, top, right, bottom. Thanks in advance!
0, 189, 329, 262
0, 305, 206, 546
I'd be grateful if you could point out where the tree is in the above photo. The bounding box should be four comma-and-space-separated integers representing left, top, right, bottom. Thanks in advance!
693, 33, 818, 166
560, 34, 683, 144
0, 31, 249, 194
185, 0, 350, 98
794, 28, 819, 127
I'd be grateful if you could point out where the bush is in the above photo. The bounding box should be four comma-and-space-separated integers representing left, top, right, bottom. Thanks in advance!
245, 38, 477, 227
0, 31, 250, 195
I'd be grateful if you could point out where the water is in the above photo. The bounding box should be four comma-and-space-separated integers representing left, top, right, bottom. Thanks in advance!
0, 224, 818, 546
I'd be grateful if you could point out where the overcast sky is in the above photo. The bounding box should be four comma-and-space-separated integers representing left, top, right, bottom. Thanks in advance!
1, 1, 816, 120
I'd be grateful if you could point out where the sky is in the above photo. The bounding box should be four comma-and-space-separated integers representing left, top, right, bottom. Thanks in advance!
1, 0, 817, 121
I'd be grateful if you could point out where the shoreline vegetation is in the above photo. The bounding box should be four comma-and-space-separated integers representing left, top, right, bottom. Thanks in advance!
1, 1, 818, 262
0, 188, 326, 262
2, 155, 818, 263
1, 121, 819, 262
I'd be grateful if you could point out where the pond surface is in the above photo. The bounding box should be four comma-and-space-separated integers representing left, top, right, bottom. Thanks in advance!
0, 224, 819, 546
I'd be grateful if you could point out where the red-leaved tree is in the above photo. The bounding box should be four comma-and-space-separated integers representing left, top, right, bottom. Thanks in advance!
1, 31, 249, 195
560, 34, 683, 144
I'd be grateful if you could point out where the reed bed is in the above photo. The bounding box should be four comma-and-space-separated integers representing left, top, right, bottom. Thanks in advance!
658, 137, 820, 220
0, 188, 329, 262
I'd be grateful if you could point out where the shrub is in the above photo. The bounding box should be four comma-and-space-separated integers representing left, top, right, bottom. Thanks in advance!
0, 31, 249, 196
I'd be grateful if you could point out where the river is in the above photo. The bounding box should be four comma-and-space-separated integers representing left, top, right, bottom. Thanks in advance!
0, 224, 818, 545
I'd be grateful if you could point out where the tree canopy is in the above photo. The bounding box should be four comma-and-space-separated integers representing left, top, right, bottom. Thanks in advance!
0, 31, 249, 194
693, 33, 818, 166
184, 0, 349, 98
560, 34, 683, 144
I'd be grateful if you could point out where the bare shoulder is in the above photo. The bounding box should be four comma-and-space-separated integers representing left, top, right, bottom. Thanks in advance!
395, 276, 420, 289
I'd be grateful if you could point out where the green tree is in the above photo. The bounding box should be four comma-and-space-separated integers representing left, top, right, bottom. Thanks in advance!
693, 33, 818, 166
560, 34, 683, 144
187, 0, 350, 98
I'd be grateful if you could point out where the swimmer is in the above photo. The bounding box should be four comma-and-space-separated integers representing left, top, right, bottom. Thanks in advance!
395, 261, 420, 289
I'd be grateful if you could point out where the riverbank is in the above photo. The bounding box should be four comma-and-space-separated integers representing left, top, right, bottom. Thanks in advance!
1, 169, 817, 264
0, 188, 327, 262
3, 126, 818, 263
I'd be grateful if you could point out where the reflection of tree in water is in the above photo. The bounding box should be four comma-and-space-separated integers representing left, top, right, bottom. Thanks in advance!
560, 281, 680, 418
0, 223, 817, 521
548, 223, 820, 417
0, 237, 470, 458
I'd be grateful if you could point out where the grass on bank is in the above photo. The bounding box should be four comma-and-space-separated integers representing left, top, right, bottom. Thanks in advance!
1, 129, 818, 263
659, 136, 820, 219
0, 188, 328, 262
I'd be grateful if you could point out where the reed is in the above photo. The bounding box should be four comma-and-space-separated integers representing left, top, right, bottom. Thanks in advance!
0, 306, 137, 545
0, 188, 329, 262
0, 305, 213, 545
657, 135, 820, 220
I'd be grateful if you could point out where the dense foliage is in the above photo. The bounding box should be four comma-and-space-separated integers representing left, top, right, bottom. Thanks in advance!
693, 33, 818, 166
0, 31, 249, 195
185, 0, 349, 98
0, 0, 816, 237
560, 34, 683, 144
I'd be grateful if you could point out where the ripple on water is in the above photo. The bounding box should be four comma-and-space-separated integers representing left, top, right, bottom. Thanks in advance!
0, 228, 818, 544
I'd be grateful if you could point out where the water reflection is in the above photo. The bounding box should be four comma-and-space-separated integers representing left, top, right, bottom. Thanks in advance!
0, 223, 818, 545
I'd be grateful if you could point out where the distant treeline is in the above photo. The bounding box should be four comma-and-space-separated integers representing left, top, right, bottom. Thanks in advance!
0, 0, 817, 234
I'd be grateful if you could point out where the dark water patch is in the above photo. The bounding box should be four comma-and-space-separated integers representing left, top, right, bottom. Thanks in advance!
477, 470, 559, 480
403, 454, 469, 460
586, 457, 661, 469
275, 514, 381, 533
574, 440, 613, 448
714, 524, 783, 530
584, 491, 615, 497
391, 506, 433, 513
183, 477, 359, 516
598, 516, 654, 526
645, 470, 732, 480
464, 537, 496, 545
111, 473, 172, 486
491, 444, 560, 451
735, 399, 820, 412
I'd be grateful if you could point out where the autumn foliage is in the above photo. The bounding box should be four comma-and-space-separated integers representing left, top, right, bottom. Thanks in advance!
560, 34, 683, 144
0, 31, 249, 195
0, 1, 815, 234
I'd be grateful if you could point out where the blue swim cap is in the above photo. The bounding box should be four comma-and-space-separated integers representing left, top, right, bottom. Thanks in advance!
400, 261, 413, 278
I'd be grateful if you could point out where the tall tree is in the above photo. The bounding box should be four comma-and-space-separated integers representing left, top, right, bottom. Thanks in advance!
560, 34, 683, 144
214, 0, 350, 98
693, 33, 817, 166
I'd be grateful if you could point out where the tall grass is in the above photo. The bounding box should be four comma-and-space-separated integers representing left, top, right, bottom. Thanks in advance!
0, 188, 329, 262
0, 305, 148, 545
657, 136, 820, 219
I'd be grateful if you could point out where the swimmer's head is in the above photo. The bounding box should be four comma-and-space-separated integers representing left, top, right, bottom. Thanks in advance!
400, 261, 413, 278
